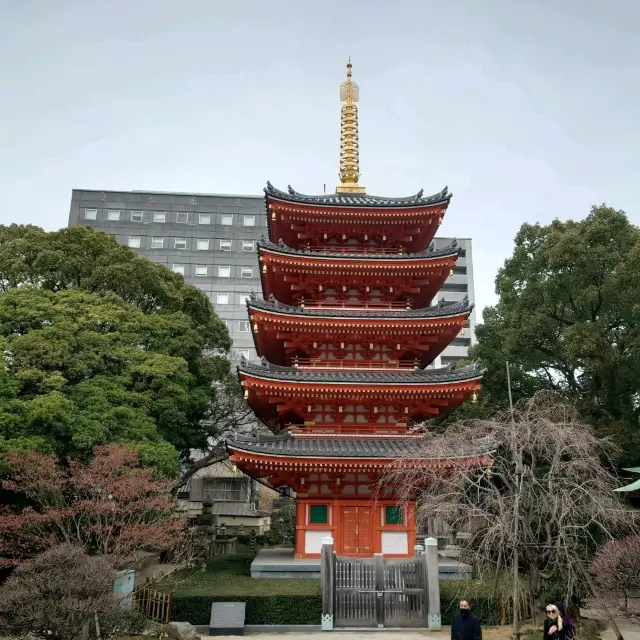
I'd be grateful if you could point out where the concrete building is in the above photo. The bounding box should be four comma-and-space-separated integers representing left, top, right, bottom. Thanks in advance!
68, 188, 477, 366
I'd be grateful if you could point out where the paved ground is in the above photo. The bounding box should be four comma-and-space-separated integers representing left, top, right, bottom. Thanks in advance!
600, 620, 640, 640
203, 634, 439, 639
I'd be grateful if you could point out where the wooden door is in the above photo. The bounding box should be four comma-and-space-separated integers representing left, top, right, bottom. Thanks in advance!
341, 506, 372, 555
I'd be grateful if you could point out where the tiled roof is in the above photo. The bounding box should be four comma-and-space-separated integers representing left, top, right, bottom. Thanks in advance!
238, 358, 484, 384
227, 433, 495, 460
177, 501, 268, 517
264, 182, 452, 208
258, 237, 460, 261
247, 294, 473, 319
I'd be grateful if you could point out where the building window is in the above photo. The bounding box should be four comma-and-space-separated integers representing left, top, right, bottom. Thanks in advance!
217, 293, 230, 305
173, 264, 185, 275
238, 294, 251, 305
219, 240, 232, 251
240, 266, 253, 279
128, 236, 141, 249
238, 321, 250, 332
242, 241, 255, 252
309, 505, 328, 524
385, 506, 403, 525
176, 212, 189, 224
197, 239, 210, 251
107, 210, 120, 221
204, 479, 245, 502
243, 215, 256, 227
131, 210, 143, 222
84, 209, 97, 220
199, 213, 211, 225
195, 265, 208, 277
237, 349, 250, 360
151, 237, 164, 249
174, 238, 187, 250
217, 266, 231, 278
153, 212, 166, 223
220, 214, 233, 226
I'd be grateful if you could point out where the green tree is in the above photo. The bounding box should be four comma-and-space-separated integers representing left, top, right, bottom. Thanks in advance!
0, 225, 235, 476
471, 205, 640, 463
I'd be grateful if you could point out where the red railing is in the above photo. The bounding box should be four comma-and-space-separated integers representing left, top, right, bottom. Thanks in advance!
302, 299, 411, 311
285, 422, 411, 435
291, 357, 417, 371
306, 245, 405, 255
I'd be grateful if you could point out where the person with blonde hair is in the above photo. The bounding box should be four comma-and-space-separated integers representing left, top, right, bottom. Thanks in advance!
555, 601, 576, 639
544, 604, 565, 640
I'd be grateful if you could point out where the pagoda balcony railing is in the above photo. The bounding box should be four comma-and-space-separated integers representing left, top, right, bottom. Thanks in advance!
306, 245, 406, 255
286, 422, 410, 435
292, 357, 418, 371
301, 299, 412, 311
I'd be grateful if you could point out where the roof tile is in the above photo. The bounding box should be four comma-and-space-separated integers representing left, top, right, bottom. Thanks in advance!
265, 182, 453, 208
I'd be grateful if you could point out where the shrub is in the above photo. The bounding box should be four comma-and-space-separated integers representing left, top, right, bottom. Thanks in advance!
98, 606, 148, 637
172, 594, 322, 625
0, 444, 184, 568
0, 544, 118, 640
590, 533, 640, 621
167, 554, 321, 625
263, 504, 296, 547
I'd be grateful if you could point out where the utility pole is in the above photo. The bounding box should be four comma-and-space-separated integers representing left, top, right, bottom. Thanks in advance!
507, 361, 522, 640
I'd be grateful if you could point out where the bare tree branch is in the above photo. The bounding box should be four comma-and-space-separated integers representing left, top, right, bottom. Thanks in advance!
383, 391, 637, 621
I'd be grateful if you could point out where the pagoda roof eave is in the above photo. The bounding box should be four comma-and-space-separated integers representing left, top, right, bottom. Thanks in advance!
258, 237, 460, 262
226, 433, 496, 462
238, 358, 485, 386
246, 295, 473, 320
264, 182, 453, 209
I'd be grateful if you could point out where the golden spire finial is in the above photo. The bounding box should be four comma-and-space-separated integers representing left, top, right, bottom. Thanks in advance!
336, 59, 366, 194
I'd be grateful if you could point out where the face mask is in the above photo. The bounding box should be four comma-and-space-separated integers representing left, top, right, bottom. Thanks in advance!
460, 609, 470, 617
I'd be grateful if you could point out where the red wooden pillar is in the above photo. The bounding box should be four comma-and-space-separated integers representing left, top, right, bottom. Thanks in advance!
294, 499, 306, 558
407, 500, 417, 554
332, 499, 342, 555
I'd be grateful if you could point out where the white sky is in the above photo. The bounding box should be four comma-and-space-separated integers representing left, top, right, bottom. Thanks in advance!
2, 0, 639, 315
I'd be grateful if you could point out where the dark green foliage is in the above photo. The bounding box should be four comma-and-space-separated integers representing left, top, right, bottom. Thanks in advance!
0, 225, 234, 476
167, 555, 321, 625
263, 504, 297, 546
467, 205, 640, 464
172, 593, 322, 625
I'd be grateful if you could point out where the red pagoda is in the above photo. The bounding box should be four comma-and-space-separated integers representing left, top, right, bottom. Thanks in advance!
227, 61, 487, 559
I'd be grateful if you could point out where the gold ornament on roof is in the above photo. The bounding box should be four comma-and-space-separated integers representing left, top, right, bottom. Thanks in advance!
336, 59, 366, 194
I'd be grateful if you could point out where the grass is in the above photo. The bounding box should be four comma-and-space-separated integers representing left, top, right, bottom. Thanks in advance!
161, 554, 321, 597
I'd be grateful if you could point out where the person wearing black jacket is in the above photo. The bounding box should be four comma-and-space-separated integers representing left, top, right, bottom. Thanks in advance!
451, 600, 482, 640
543, 604, 566, 640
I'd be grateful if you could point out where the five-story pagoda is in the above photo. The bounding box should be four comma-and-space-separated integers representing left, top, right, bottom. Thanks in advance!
228, 62, 487, 559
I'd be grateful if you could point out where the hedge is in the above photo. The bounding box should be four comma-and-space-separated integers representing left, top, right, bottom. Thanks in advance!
168, 555, 322, 626
172, 594, 322, 625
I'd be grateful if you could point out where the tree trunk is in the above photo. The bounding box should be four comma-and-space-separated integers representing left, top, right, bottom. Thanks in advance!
529, 566, 545, 624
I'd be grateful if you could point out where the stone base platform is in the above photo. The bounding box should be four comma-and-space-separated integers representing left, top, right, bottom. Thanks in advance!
250, 548, 472, 580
